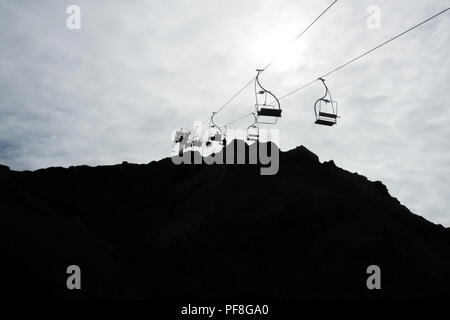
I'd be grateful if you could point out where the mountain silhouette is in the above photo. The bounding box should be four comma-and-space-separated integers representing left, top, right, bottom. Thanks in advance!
1, 140, 450, 299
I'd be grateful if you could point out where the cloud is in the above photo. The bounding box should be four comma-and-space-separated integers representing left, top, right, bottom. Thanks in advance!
0, 0, 449, 226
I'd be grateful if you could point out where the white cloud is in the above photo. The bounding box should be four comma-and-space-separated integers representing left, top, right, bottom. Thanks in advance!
0, 0, 449, 225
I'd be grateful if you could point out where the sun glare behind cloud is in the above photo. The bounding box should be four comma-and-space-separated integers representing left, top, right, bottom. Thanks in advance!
248, 21, 310, 73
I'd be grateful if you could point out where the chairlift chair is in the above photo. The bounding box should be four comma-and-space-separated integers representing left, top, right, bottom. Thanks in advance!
246, 113, 259, 142
314, 78, 338, 126
255, 69, 282, 124
206, 112, 225, 147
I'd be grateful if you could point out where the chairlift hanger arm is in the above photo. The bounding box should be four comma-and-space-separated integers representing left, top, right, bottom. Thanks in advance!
318, 78, 332, 102
256, 70, 281, 110
209, 112, 223, 135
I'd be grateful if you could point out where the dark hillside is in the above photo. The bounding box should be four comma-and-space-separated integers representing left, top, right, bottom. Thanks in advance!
1, 141, 449, 299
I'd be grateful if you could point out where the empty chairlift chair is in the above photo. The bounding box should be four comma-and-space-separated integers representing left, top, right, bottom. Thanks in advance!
206, 112, 226, 147
314, 78, 338, 126
246, 113, 259, 141
255, 69, 282, 124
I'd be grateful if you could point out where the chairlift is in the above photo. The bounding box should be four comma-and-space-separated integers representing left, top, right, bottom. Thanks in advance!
314, 78, 338, 126
206, 112, 226, 147
189, 123, 204, 148
172, 128, 191, 156
246, 113, 259, 142
255, 69, 282, 124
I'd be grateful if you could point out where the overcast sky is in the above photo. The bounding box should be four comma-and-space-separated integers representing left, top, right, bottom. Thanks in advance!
0, 0, 449, 226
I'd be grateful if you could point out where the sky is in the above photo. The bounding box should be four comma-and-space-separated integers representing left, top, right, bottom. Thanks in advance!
0, 0, 449, 226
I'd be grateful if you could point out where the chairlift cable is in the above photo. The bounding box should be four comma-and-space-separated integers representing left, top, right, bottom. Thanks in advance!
215, 78, 255, 114
225, 7, 449, 125
305, 0, 392, 63
224, 112, 254, 126
210, 0, 340, 118
262, 0, 338, 71
200, 6, 449, 134
276, 7, 449, 102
